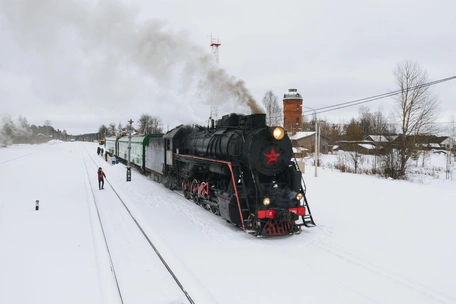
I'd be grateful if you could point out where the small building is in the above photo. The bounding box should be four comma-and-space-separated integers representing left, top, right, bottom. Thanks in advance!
392, 135, 450, 151
291, 131, 329, 154
292, 146, 308, 158
357, 143, 378, 155
336, 140, 382, 155
440, 136, 455, 151
365, 135, 390, 144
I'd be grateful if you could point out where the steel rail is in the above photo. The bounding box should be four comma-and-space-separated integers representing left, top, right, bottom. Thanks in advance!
82, 144, 196, 304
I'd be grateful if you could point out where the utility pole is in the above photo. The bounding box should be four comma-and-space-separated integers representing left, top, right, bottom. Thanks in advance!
304, 106, 319, 177
126, 119, 133, 182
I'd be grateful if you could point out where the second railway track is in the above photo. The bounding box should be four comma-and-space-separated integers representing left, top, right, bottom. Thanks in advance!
81, 144, 197, 304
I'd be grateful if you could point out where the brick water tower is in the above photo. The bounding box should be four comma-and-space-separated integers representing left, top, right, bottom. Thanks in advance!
283, 88, 303, 135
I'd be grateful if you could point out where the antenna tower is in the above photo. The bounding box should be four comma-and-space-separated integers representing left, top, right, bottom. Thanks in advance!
209, 35, 221, 120
210, 35, 221, 64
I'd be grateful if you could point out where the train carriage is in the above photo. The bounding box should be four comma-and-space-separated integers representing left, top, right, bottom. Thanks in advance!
113, 134, 164, 174
117, 135, 146, 168
105, 136, 118, 156
145, 134, 165, 181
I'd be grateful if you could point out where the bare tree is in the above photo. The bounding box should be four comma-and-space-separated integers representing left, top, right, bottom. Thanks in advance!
347, 149, 364, 174
16, 115, 32, 143
44, 120, 52, 138
394, 60, 440, 178
358, 107, 373, 138
108, 123, 116, 136
262, 90, 281, 126
344, 118, 363, 141
357, 107, 393, 138
445, 115, 455, 180
98, 124, 108, 139
372, 111, 393, 135
149, 116, 163, 134
319, 120, 343, 144
449, 115, 455, 154
137, 114, 163, 134
382, 144, 401, 179
301, 113, 313, 131
1, 116, 16, 146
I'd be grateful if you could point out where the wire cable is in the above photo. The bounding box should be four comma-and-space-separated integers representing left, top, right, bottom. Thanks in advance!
302, 75, 456, 116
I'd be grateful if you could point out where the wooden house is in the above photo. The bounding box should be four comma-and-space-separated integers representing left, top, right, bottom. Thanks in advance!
290, 131, 329, 154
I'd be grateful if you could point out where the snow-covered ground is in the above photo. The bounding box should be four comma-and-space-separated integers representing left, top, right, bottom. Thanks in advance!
0, 141, 455, 304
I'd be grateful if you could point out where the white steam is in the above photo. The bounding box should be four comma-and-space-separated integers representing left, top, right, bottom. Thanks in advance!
0, 0, 263, 127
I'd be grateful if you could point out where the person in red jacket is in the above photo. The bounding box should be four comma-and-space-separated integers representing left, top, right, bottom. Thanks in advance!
97, 167, 106, 190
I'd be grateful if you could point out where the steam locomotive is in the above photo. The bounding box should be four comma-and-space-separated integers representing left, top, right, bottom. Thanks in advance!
162, 113, 315, 236
106, 113, 315, 236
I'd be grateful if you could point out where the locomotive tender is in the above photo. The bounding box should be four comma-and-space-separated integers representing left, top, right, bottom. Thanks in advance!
107, 113, 315, 236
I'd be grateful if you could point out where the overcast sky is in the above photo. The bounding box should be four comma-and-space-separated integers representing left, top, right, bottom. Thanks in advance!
1, 0, 455, 135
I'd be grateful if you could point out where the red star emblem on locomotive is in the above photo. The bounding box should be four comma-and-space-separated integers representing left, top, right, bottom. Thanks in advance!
264, 147, 280, 165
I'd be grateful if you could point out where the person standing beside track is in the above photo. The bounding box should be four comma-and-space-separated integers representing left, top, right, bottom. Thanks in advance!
97, 167, 106, 190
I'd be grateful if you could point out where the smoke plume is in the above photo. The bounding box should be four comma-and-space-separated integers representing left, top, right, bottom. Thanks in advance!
0, 0, 264, 123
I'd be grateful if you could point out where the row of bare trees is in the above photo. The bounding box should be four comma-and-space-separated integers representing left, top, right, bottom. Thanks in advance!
0, 112, 163, 147
262, 60, 443, 179
0, 116, 68, 146
97, 114, 163, 139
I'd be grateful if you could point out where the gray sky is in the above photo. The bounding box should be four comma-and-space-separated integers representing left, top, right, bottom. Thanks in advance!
1, 0, 455, 135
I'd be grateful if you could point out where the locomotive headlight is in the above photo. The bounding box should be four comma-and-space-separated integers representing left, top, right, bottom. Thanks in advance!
263, 197, 271, 206
296, 192, 304, 201
271, 127, 285, 140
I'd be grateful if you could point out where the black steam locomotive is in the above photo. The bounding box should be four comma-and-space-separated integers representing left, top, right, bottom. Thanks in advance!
162, 113, 315, 236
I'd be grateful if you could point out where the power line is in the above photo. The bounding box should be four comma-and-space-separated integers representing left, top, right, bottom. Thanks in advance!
303, 75, 456, 116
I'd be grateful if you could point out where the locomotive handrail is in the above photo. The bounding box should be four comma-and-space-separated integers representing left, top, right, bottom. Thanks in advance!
240, 132, 256, 215
292, 159, 316, 227
174, 153, 246, 232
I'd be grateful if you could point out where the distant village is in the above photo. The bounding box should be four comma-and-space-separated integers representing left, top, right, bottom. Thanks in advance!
2, 78, 455, 181
291, 132, 454, 157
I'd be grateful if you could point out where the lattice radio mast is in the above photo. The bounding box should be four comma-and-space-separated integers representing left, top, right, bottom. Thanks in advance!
209, 35, 221, 121
210, 35, 221, 64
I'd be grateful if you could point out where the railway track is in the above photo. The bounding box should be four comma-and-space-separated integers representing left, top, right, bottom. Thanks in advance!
256, 224, 453, 304
311, 226, 453, 304
0, 151, 38, 167
81, 145, 196, 304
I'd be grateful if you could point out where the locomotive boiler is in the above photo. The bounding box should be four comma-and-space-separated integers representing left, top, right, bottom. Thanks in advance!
162, 113, 315, 236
